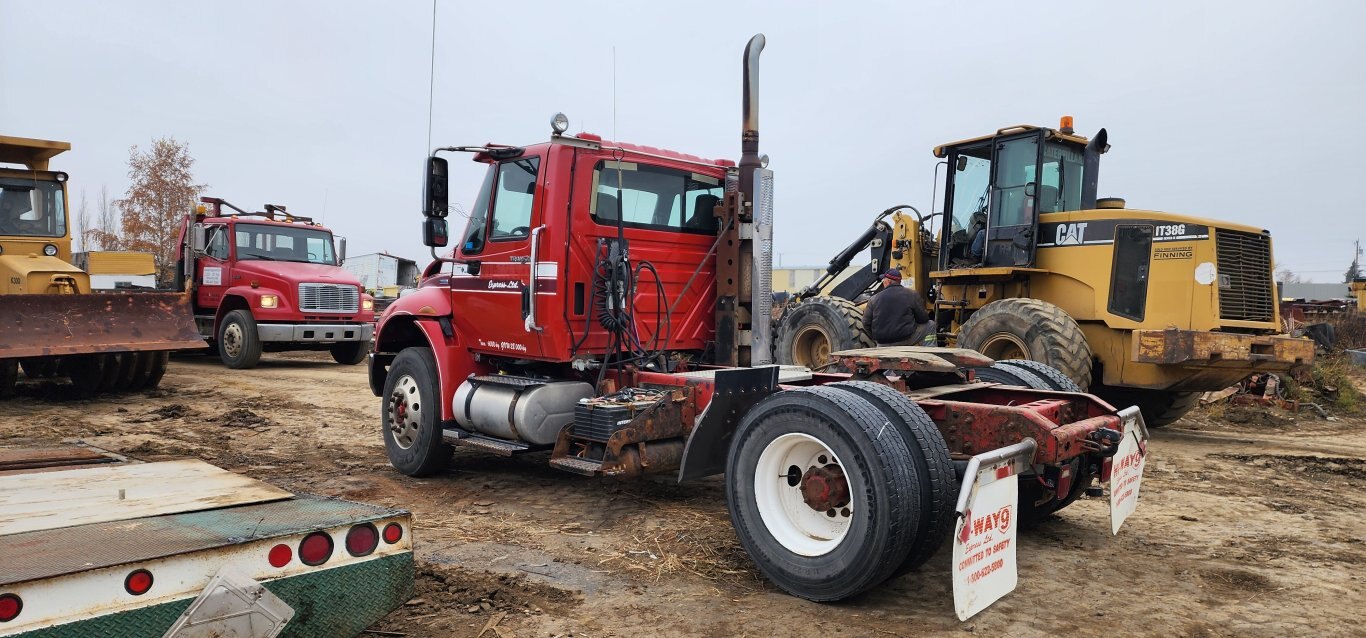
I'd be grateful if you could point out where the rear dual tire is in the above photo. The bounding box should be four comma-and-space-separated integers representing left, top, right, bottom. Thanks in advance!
725, 384, 954, 601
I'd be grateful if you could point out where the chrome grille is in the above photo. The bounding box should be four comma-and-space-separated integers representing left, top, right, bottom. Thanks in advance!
1215, 229, 1274, 322
298, 283, 359, 313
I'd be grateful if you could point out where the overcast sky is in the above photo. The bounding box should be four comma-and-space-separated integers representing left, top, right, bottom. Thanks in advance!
3, 1, 1362, 281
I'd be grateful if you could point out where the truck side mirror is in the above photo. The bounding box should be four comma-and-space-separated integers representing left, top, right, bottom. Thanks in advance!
425, 156, 449, 219
191, 224, 208, 253
423, 218, 449, 248
336, 237, 347, 264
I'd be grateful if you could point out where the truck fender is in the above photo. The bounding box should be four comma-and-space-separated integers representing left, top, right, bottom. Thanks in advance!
370, 287, 488, 421
676, 366, 780, 483
213, 286, 286, 327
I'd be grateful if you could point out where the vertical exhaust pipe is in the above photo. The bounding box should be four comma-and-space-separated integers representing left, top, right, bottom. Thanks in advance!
740, 34, 765, 177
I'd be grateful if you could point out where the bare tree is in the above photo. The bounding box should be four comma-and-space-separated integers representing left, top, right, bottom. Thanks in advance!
75, 190, 90, 252
85, 185, 121, 251
1275, 266, 1305, 284
117, 138, 206, 285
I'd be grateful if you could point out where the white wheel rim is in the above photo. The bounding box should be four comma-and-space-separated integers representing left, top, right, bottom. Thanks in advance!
222, 323, 243, 358
387, 374, 424, 449
754, 432, 854, 557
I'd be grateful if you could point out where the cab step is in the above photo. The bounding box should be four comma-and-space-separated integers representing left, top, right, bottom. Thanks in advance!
441, 430, 535, 456
548, 456, 603, 476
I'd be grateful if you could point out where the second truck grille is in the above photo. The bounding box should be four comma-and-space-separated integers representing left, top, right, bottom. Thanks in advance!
298, 283, 359, 313
1214, 229, 1275, 322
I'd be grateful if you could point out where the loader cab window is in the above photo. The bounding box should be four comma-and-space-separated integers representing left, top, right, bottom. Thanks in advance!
943, 144, 991, 264
590, 161, 721, 234
1039, 141, 1085, 213
0, 178, 66, 238
459, 156, 541, 255
990, 136, 1039, 229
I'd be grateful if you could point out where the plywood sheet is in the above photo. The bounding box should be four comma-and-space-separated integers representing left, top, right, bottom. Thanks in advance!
0, 459, 292, 535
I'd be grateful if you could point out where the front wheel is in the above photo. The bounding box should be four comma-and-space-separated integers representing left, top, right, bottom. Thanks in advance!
381, 347, 452, 476
330, 340, 369, 365
726, 386, 920, 601
218, 310, 263, 369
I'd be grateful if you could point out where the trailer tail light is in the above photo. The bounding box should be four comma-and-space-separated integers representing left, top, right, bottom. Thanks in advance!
383, 522, 404, 544
268, 543, 293, 568
346, 523, 379, 557
299, 531, 334, 566
124, 569, 154, 596
1056, 464, 1074, 501
1100, 457, 1114, 483
0, 593, 21, 622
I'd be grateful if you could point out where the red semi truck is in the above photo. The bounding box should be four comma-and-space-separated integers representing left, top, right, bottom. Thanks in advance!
175, 198, 375, 369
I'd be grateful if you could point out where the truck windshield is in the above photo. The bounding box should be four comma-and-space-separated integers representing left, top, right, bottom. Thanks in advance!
234, 223, 336, 264
0, 178, 66, 238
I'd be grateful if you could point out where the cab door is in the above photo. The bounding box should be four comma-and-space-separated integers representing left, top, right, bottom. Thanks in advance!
982, 134, 1042, 267
195, 223, 231, 312
449, 155, 548, 359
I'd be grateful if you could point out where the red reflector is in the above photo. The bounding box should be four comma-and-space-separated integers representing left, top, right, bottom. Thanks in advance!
1100, 457, 1113, 482
382, 522, 404, 544
268, 543, 293, 568
346, 523, 379, 557
995, 464, 1013, 480
0, 593, 21, 623
1057, 466, 1074, 500
124, 569, 154, 596
299, 531, 334, 566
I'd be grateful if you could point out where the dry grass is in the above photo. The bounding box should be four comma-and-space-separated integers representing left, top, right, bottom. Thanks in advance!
603, 503, 764, 591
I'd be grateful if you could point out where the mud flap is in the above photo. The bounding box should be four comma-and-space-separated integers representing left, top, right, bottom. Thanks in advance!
952, 439, 1036, 621
1109, 405, 1150, 535
161, 565, 294, 638
0, 292, 204, 359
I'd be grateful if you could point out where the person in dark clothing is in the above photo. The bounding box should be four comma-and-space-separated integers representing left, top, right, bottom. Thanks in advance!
862, 269, 936, 346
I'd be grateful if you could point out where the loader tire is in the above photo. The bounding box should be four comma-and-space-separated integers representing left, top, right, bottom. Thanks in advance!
0, 360, 16, 398
725, 386, 920, 602
970, 362, 1089, 523
96, 354, 123, 393
126, 352, 155, 391
971, 362, 1052, 390
330, 340, 369, 365
62, 354, 105, 396
381, 347, 452, 477
144, 352, 170, 389
20, 358, 59, 379
1094, 387, 1199, 428
830, 381, 956, 571
112, 352, 141, 391
773, 297, 873, 369
958, 298, 1093, 389
994, 359, 1084, 393
218, 310, 263, 369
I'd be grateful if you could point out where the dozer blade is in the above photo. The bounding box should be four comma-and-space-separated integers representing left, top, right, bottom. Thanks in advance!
0, 293, 205, 360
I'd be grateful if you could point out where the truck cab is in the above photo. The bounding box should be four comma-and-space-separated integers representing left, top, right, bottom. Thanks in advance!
178, 198, 374, 369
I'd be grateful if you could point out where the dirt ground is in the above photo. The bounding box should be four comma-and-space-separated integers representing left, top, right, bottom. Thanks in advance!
4, 352, 1365, 638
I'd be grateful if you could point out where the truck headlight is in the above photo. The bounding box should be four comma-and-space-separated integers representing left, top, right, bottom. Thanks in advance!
362, 298, 374, 311
259, 295, 278, 308
43, 244, 58, 256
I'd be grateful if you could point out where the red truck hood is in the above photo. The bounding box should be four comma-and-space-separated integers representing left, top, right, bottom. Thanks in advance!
234, 260, 363, 286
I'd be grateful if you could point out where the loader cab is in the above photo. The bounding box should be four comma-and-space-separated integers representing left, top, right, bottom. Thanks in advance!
936, 124, 1095, 270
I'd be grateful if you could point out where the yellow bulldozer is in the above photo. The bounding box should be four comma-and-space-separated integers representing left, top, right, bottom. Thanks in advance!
774, 118, 1314, 426
0, 135, 203, 396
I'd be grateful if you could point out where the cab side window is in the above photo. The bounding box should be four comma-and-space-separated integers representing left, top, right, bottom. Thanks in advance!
460, 157, 541, 254
591, 161, 721, 233
205, 225, 229, 260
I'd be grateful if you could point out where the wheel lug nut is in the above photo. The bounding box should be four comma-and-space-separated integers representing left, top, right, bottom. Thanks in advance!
825, 509, 836, 517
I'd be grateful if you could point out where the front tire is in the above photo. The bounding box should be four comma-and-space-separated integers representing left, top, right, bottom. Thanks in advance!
726, 386, 920, 601
330, 341, 369, 365
958, 298, 1093, 389
381, 347, 452, 477
773, 297, 873, 368
218, 310, 263, 369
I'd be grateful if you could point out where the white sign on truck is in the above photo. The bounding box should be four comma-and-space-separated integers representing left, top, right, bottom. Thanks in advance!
951, 441, 1033, 621
1110, 406, 1149, 534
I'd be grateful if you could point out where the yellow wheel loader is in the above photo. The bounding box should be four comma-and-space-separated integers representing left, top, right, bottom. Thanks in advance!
0, 135, 204, 397
774, 119, 1313, 426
